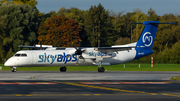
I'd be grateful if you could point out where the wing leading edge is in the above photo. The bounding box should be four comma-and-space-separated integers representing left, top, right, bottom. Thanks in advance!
94, 46, 137, 53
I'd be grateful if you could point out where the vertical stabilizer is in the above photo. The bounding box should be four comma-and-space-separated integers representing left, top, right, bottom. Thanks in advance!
136, 21, 160, 50
134, 21, 174, 59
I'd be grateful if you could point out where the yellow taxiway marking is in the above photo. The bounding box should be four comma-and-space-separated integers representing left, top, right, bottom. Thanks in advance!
26, 94, 33, 96
59, 82, 180, 98
16, 94, 22, 96
1, 93, 175, 97
0, 93, 179, 97
0, 93, 153, 97
1, 81, 179, 97
94, 94, 101, 96
83, 94, 90, 96
161, 93, 180, 97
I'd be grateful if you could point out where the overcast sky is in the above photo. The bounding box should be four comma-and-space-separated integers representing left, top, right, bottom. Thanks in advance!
36, 0, 180, 16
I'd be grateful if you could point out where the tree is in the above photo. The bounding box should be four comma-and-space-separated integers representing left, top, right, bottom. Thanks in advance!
153, 14, 177, 52
0, 0, 38, 8
157, 41, 180, 64
116, 12, 135, 40
132, 12, 148, 42
38, 16, 81, 47
115, 37, 131, 45
0, 3, 38, 60
56, 7, 89, 46
84, 3, 116, 47
147, 8, 159, 21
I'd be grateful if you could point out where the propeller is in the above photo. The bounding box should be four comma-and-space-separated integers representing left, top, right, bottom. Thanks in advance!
72, 40, 85, 65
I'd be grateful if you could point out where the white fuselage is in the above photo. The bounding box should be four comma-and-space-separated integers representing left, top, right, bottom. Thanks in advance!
4, 48, 136, 67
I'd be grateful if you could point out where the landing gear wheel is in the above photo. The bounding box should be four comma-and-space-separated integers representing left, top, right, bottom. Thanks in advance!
11, 67, 17, 72
98, 67, 105, 72
60, 66, 67, 72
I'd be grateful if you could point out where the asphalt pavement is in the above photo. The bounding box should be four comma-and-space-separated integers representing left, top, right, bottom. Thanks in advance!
0, 71, 180, 101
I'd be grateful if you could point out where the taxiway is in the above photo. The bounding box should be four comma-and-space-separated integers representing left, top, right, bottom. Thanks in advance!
0, 71, 180, 101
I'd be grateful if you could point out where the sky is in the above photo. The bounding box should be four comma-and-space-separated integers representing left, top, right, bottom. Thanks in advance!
36, 0, 180, 16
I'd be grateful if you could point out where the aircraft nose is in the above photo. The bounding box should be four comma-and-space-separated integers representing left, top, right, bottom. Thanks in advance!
4, 58, 14, 67
4, 60, 10, 66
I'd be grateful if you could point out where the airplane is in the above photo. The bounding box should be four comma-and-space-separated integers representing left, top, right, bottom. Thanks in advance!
4, 21, 174, 72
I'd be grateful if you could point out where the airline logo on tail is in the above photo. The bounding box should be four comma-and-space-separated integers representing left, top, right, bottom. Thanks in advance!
142, 32, 153, 47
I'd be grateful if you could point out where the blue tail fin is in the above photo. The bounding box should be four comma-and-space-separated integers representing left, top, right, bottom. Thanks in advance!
134, 21, 174, 59
135, 21, 174, 50
136, 21, 159, 50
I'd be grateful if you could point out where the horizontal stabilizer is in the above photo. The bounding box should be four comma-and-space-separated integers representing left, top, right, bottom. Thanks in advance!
131, 22, 175, 24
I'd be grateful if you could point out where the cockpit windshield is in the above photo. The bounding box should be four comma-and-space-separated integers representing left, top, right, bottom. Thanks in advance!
14, 54, 21, 56
14, 53, 27, 57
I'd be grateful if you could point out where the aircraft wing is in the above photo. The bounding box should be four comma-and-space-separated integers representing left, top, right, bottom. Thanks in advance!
94, 46, 137, 53
19, 45, 47, 50
19, 45, 68, 50
19, 45, 40, 48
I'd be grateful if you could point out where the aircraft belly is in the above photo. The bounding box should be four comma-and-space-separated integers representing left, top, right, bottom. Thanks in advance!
115, 50, 136, 64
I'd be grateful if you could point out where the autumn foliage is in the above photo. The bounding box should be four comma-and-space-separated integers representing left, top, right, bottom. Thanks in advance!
38, 16, 81, 47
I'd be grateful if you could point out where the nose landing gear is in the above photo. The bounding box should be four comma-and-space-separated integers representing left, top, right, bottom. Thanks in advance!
11, 67, 17, 72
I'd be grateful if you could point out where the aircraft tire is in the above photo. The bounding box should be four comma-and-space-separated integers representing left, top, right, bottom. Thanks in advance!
60, 66, 67, 72
98, 67, 105, 72
11, 67, 17, 72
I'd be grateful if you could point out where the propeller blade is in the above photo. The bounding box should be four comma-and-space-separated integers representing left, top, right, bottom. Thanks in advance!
72, 42, 78, 50
82, 56, 86, 63
75, 56, 79, 65
72, 40, 86, 65
79, 55, 86, 63
78, 40, 82, 50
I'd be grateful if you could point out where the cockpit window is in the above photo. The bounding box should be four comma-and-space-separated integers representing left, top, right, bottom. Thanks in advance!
21, 54, 27, 56
14, 54, 21, 57
14, 53, 27, 57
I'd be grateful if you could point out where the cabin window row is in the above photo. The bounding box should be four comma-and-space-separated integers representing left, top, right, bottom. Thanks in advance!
14, 54, 27, 57
39, 55, 75, 58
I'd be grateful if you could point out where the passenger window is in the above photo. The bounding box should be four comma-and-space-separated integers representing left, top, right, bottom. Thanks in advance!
21, 54, 27, 57
14, 54, 21, 57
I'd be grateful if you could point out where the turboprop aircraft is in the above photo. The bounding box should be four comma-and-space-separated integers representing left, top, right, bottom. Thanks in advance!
4, 21, 174, 72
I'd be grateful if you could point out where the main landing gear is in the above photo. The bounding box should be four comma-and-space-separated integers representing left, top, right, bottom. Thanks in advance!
98, 67, 105, 72
97, 61, 105, 72
59, 60, 105, 72
60, 66, 67, 72
11, 67, 17, 72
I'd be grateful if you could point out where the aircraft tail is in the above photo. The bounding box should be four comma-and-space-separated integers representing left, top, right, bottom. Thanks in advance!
134, 21, 174, 59
135, 21, 174, 50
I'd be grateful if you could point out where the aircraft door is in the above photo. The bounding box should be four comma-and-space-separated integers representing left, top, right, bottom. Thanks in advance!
31, 52, 37, 64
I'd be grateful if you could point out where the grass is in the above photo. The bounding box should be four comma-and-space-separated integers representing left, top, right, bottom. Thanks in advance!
170, 76, 180, 80
0, 63, 180, 71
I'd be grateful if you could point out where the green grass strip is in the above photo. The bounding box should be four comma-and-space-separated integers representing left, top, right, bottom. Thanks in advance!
170, 76, 180, 80
0, 63, 180, 71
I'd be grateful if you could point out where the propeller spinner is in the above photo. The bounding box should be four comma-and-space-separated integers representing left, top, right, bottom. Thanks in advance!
72, 40, 85, 64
